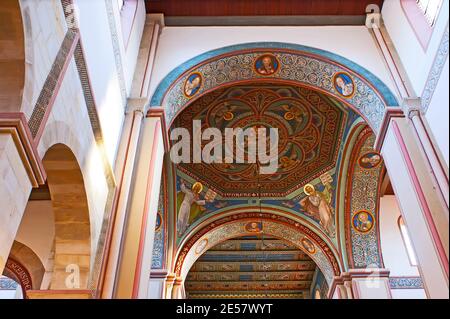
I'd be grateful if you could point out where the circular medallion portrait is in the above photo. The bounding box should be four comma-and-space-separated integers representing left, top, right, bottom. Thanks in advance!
195, 238, 208, 255
155, 212, 162, 232
245, 221, 263, 233
359, 152, 382, 169
333, 72, 355, 98
184, 72, 203, 98
301, 237, 316, 254
352, 210, 375, 233
254, 54, 280, 76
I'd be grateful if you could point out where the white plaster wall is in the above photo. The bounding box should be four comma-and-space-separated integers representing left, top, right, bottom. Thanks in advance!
424, 56, 449, 167
149, 26, 397, 101
391, 289, 427, 299
379, 195, 427, 299
147, 278, 165, 299
75, 0, 126, 164
116, 0, 146, 94
14, 200, 55, 269
353, 278, 391, 299
382, 0, 449, 96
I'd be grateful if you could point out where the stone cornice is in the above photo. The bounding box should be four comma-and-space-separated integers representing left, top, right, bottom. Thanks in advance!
374, 107, 406, 151
0, 113, 46, 187
328, 268, 390, 298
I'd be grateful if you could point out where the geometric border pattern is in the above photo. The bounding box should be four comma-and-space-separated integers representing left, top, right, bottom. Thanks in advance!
150, 43, 399, 133
174, 212, 342, 285
422, 25, 449, 112
389, 277, 424, 289
151, 170, 168, 269
345, 127, 384, 269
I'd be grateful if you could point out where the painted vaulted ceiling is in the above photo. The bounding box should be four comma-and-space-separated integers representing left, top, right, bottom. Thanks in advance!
185, 236, 322, 299
171, 84, 350, 197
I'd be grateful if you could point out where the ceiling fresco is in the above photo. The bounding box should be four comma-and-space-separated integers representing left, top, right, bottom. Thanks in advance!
185, 236, 319, 299
171, 84, 363, 242
172, 84, 348, 197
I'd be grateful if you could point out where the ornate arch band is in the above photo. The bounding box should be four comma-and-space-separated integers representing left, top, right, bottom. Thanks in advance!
150, 42, 399, 133
174, 212, 342, 285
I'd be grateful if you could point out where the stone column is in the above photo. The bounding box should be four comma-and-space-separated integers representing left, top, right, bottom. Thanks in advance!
381, 116, 449, 298
101, 99, 146, 298
114, 111, 166, 299
100, 14, 164, 298
404, 99, 449, 207
164, 273, 177, 300
171, 277, 185, 299
367, 8, 449, 298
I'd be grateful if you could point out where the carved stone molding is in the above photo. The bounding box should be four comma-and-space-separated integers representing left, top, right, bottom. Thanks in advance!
328, 268, 390, 298
374, 107, 405, 151
26, 290, 93, 299
402, 98, 423, 120
0, 113, 46, 187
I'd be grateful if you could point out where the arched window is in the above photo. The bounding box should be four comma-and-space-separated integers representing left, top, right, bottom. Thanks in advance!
401, 0, 443, 50
398, 216, 418, 266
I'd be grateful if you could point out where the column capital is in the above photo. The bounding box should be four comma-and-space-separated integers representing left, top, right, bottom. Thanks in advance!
147, 13, 165, 30
402, 98, 423, 119
150, 270, 170, 279
126, 98, 148, 115
145, 107, 170, 153
165, 273, 177, 283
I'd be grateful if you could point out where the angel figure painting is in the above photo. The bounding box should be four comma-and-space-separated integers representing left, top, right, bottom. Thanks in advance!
177, 181, 211, 237
300, 182, 335, 236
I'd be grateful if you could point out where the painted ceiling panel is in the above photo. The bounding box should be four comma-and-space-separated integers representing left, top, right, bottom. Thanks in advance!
172, 84, 348, 197
185, 236, 320, 299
